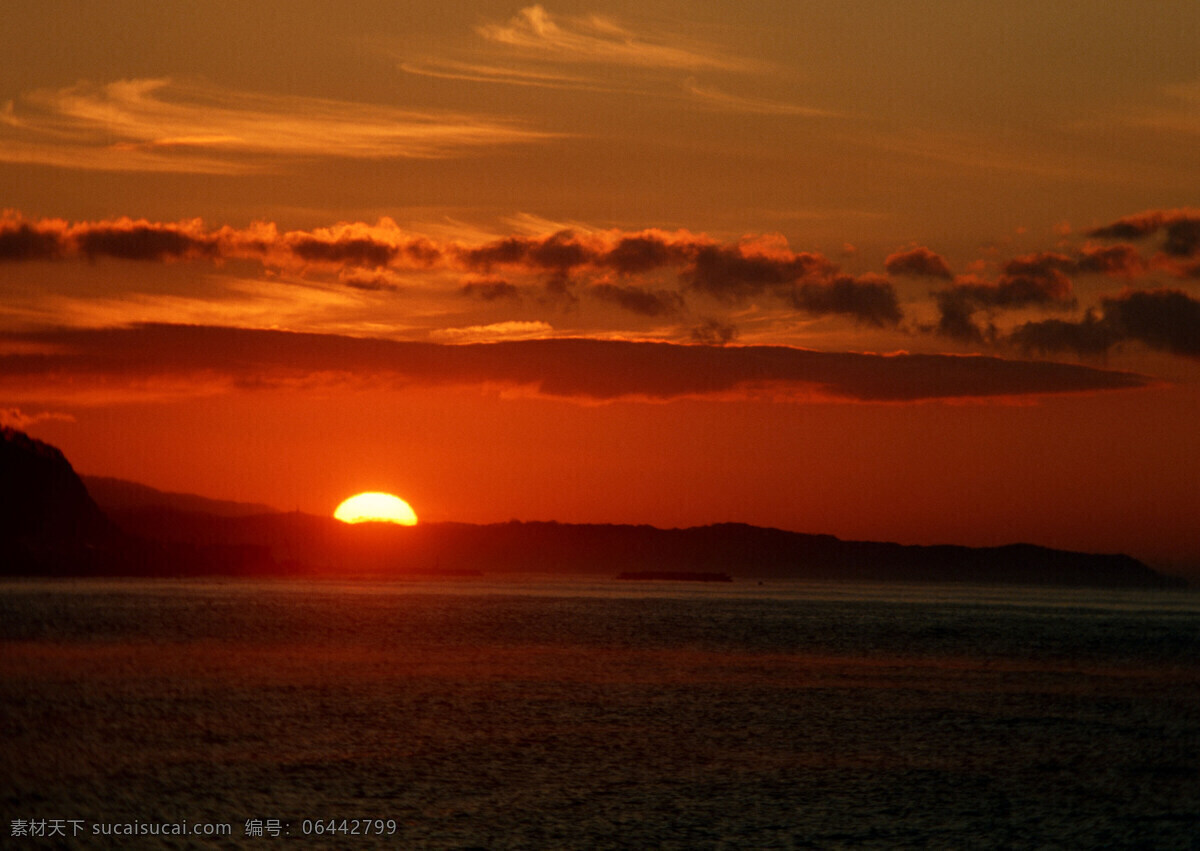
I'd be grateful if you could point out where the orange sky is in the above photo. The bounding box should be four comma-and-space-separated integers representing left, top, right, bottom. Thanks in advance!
2, 2, 1198, 571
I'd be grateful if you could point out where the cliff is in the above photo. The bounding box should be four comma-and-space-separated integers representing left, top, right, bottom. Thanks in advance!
0, 427, 115, 548
0, 429, 273, 577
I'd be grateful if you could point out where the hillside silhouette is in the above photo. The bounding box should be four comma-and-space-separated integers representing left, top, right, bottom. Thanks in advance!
82, 475, 277, 517
0, 428, 1186, 588
1, 427, 113, 546
106, 504, 1183, 589
0, 428, 274, 577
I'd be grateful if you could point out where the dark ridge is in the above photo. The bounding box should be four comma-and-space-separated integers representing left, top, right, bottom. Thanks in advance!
105, 511, 1185, 589
81, 475, 278, 517
1, 430, 1187, 589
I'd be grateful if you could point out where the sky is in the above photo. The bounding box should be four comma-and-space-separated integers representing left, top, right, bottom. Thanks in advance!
1, 1, 1198, 572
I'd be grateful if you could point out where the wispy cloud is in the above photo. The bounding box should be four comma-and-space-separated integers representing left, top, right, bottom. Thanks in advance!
858, 127, 1162, 185
1079, 81, 1200, 138
476, 5, 755, 72
398, 7, 832, 117
0, 408, 74, 429
0, 78, 558, 174
429, 320, 554, 342
398, 58, 622, 93
682, 80, 835, 117
1133, 81, 1200, 135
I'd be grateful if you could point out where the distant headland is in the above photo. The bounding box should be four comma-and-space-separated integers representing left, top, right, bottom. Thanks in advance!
0, 428, 1187, 589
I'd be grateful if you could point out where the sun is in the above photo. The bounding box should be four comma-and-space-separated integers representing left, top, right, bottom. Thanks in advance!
334, 492, 418, 526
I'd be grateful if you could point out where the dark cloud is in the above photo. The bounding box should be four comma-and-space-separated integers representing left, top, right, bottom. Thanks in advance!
338, 270, 401, 292
684, 244, 834, 301
456, 231, 594, 299
282, 228, 442, 270
458, 231, 591, 273
1011, 289, 1200, 359
450, 228, 900, 324
400, 238, 444, 266
0, 213, 441, 272
0, 212, 901, 327
1076, 244, 1145, 276
1106, 289, 1200, 357
935, 291, 989, 343
1088, 209, 1200, 258
5, 211, 1190, 350
0, 324, 1150, 404
988, 271, 1074, 307
600, 234, 691, 274
458, 236, 529, 270
986, 255, 1077, 313
681, 244, 900, 325
943, 235, 1199, 357
288, 235, 397, 267
461, 279, 520, 301
459, 230, 696, 278
1, 216, 238, 263
0, 222, 62, 261
690, 319, 738, 345
793, 275, 902, 326
528, 231, 591, 271
922, 246, 1145, 343
933, 260, 1075, 342
1088, 211, 1164, 241
995, 246, 1145, 283
884, 246, 953, 279
588, 284, 684, 317
1164, 219, 1200, 258
1010, 310, 1115, 357
1000, 252, 1076, 280
73, 223, 218, 261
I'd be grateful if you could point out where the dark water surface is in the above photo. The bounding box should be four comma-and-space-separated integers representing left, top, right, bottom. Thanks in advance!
2, 577, 1198, 848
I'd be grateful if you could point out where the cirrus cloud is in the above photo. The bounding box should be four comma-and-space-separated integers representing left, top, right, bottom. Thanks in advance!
0, 78, 558, 174
476, 5, 756, 73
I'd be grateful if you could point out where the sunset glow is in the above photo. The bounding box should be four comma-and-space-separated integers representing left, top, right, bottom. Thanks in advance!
334, 492, 419, 526
1, 1, 1197, 576
6, 6, 1199, 846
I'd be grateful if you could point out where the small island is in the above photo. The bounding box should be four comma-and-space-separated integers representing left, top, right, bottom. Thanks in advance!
617, 571, 733, 582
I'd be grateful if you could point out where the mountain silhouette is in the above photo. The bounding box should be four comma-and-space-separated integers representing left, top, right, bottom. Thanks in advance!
0, 427, 122, 573
0, 428, 273, 577
0, 428, 1186, 588
104, 508, 1185, 590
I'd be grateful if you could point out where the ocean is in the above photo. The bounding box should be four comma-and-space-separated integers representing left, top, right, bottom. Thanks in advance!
1, 576, 1197, 849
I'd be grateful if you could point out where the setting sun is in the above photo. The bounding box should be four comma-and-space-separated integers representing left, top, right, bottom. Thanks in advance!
333, 492, 418, 526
